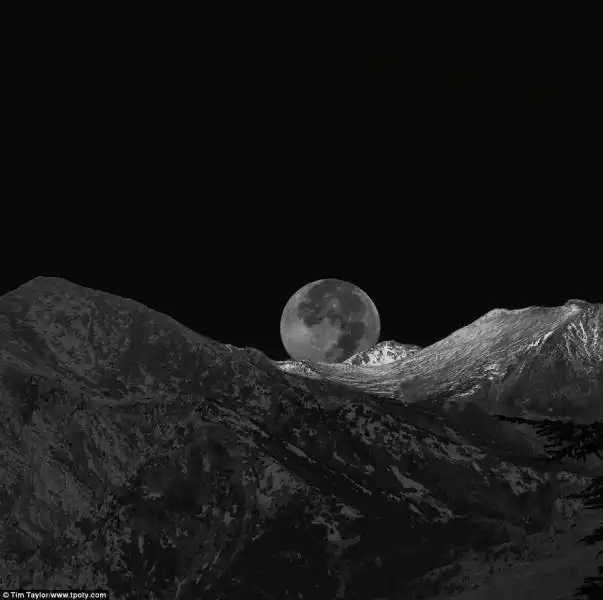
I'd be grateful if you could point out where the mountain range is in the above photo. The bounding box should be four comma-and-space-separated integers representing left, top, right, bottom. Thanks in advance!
0, 277, 601, 599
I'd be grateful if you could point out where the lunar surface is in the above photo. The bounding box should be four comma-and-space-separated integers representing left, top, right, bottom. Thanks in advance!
280, 278, 381, 363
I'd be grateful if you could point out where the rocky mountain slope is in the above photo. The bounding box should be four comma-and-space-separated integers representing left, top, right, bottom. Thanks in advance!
0, 277, 600, 599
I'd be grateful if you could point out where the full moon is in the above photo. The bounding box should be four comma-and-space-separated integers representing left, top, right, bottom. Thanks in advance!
280, 279, 381, 363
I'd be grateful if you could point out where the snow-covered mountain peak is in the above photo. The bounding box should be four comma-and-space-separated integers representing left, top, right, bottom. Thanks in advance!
565, 298, 592, 308
344, 340, 422, 366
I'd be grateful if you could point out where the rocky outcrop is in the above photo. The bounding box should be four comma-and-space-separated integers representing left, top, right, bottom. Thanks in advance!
0, 278, 597, 599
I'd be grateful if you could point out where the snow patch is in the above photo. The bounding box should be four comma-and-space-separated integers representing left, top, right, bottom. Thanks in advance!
286, 443, 308, 458
490, 462, 545, 495
390, 466, 427, 492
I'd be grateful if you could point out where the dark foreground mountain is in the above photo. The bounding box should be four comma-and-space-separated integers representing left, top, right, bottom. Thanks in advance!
0, 277, 599, 599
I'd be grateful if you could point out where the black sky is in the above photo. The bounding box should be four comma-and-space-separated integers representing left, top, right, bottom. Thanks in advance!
2, 55, 602, 361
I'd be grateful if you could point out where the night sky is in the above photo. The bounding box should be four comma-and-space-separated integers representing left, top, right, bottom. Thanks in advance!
2, 57, 602, 362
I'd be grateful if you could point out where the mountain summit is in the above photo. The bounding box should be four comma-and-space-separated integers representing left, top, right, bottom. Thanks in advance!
0, 278, 598, 599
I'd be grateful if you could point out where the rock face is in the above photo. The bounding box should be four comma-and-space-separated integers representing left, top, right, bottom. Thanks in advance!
0, 277, 598, 599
